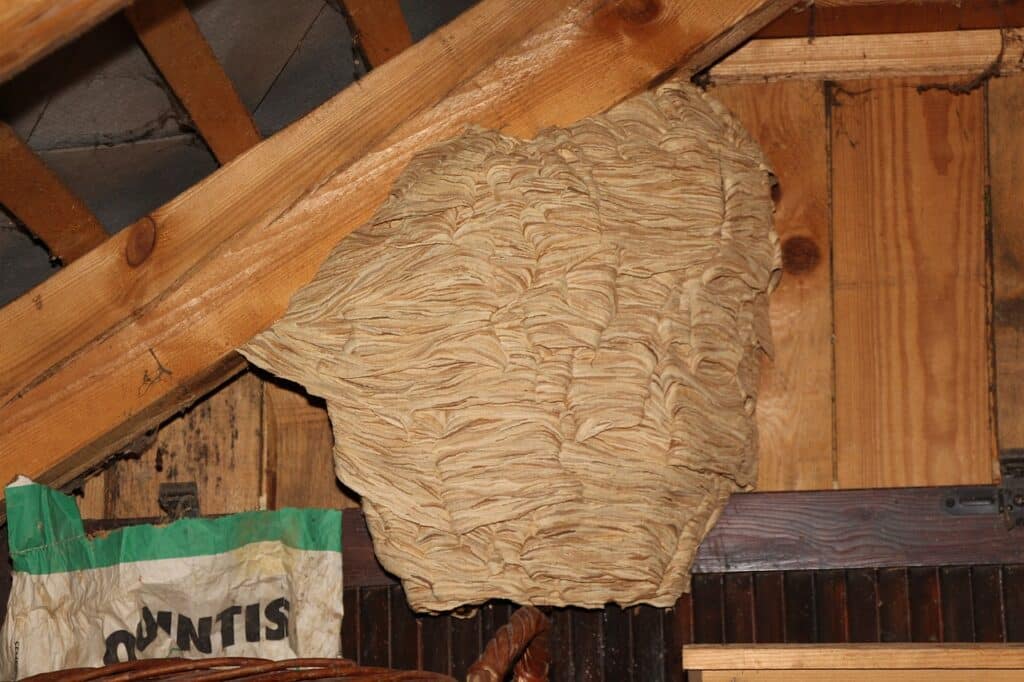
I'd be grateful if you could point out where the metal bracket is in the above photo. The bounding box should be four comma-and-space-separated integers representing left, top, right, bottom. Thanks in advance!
158, 481, 200, 521
942, 450, 1024, 529
1000, 449, 1024, 530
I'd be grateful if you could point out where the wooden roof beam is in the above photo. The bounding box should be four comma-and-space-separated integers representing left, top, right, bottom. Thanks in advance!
340, 0, 414, 68
126, 0, 262, 164
0, 0, 133, 83
0, 0, 799, 509
0, 122, 108, 263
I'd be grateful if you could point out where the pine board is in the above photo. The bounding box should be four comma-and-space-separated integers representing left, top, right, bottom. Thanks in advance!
830, 78, 993, 487
990, 73, 1024, 450
711, 80, 833, 490
262, 379, 359, 510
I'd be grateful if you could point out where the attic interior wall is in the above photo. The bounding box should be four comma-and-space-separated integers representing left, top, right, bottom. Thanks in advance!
69, 68, 1016, 519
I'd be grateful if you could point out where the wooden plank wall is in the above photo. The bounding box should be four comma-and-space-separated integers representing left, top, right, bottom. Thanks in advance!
333, 564, 1024, 681
75, 70, 1018, 511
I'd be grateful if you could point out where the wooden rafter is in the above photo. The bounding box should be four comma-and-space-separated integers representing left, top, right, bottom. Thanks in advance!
0, 0, 132, 83
711, 28, 1024, 83
0, 0, 798, 509
340, 0, 414, 68
126, 0, 262, 164
0, 123, 108, 263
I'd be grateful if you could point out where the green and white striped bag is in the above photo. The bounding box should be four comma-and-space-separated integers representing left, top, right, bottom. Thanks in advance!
0, 477, 344, 680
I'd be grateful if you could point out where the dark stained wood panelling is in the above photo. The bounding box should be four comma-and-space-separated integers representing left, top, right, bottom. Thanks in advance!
692, 574, 725, 644
845, 568, 879, 643
341, 588, 359, 660
573, 609, 604, 681
359, 586, 390, 667
753, 573, 786, 643
632, 606, 665, 681
549, 609, 574, 682
814, 570, 848, 642
450, 609, 481, 680
877, 568, 911, 643
783, 571, 816, 643
908, 567, 943, 643
973, 566, 1006, 642
389, 584, 419, 671
723, 573, 755, 643
420, 612, 449, 676
602, 604, 632, 681
940, 566, 975, 642
1004, 566, 1024, 642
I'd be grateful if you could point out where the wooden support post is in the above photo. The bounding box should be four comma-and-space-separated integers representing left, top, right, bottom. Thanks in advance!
126, 0, 262, 164
0, 122, 108, 263
340, 0, 414, 68
0, 0, 798, 510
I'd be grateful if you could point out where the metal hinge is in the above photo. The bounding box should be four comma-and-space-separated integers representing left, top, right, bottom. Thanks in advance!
158, 481, 200, 521
943, 449, 1024, 529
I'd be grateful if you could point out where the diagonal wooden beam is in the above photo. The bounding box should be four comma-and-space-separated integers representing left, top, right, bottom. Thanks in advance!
126, 0, 262, 164
0, 122, 108, 263
0, 0, 132, 83
0, 0, 798, 509
340, 0, 414, 68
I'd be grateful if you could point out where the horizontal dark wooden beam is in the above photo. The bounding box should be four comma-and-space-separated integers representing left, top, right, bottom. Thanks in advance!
692, 486, 1022, 573
756, 1, 1024, 39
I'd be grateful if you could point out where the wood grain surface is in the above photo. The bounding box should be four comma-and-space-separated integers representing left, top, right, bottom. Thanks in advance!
0, 122, 108, 263
990, 73, 1024, 451
340, 0, 413, 67
126, 0, 262, 164
692, 487, 1023, 573
830, 78, 993, 488
0, 0, 798, 513
711, 80, 833, 490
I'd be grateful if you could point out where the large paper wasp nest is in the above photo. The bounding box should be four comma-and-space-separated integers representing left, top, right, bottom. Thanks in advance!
241, 79, 780, 611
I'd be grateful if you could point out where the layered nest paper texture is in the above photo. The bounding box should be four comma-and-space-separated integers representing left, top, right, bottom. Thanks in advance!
241, 79, 780, 611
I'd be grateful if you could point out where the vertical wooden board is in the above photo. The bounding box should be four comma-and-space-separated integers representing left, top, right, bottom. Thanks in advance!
75, 470, 107, 518
814, 571, 849, 642
1002, 565, 1024, 642
754, 573, 786, 643
358, 586, 390, 667
389, 585, 420, 670
342, 588, 359, 660
631, 606, 665, 682
665, 595, 692, 682
480, 601, 512, 644
908, 567, 942, 643
106, 371, 263, 517
723, 573, 756, 643
784, 571, 816, 643
262, 379, 359, 510
340, 0, 413, 67
971, 566, 1005, 643
603, 603, 633, 682
692, 574, 726, 644
450, 610, 482, 680
549, 609, 575, 682
845, 569, 879, 643
572, 609, 604, 681
711, 80, 833, 491
877, 568, 911, 642
990, 74, 1024, 451
419, 612, 450, 675
939, 567, 975, 642
831, 78, 992, 488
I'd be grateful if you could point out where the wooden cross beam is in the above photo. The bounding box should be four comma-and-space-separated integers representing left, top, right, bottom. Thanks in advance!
0, 0, 798, 510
